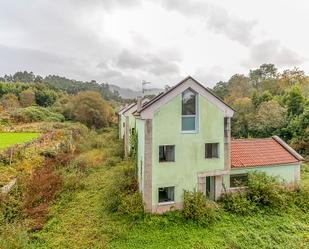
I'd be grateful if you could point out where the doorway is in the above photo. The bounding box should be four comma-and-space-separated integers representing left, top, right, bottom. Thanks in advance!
205, 176, 215, 200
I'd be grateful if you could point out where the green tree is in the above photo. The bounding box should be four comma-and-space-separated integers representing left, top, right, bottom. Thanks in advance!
66, 91, 114, 128
249, 100, 286, 137
0, 93, 20, 111
12, 71, 35, 82
225, 74, 253, 104
283, 85, 305, 116
212, 81, 228, 99
20, 89, 35, 107
231, 97, 254, 138
35, 89, 57, 107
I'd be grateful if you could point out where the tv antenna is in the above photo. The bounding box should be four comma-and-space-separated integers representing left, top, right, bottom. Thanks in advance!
141, 80, 151, 95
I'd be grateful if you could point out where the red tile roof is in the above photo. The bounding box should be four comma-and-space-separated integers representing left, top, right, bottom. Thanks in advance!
231, 137, 301, 168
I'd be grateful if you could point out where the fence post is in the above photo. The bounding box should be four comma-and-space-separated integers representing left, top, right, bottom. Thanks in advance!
9, 148, 13, 165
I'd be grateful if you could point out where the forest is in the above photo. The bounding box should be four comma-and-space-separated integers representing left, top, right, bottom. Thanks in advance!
212, 64, 309, 156
0, 71, 121, 129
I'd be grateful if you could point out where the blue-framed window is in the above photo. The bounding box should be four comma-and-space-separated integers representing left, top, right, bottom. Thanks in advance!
182, 89, 197, 132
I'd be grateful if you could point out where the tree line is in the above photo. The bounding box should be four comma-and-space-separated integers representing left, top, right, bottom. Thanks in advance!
0, 71, 121, 102
0, 71, 117, 129
212, 64, 309, 155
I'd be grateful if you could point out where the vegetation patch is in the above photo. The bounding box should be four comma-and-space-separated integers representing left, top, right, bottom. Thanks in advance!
0, 132, 39, 149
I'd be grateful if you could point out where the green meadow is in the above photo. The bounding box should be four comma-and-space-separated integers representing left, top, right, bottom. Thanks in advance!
0, 132, 40, 149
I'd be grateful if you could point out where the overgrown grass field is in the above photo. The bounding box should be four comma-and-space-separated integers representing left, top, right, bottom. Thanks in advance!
0, 132, 39, 149
0, 127, 308, 249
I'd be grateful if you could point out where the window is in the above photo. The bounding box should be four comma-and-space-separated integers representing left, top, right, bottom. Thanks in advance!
159, 145, 175, 162
131, 128, 135, 134
230, 174, 248, 188
122, 122, 125, 127
158, 187, 175, 203
205, 143, 219, 158
182, 89, 197, 132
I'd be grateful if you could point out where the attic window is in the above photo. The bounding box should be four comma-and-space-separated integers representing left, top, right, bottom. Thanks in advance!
182, 89, 197, 132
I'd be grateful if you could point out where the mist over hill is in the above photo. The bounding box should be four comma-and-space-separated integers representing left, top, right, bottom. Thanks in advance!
109, 84, 163, 99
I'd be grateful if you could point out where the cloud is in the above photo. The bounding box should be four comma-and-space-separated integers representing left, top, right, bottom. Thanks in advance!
160, 0, 257, 46
194, 66, 226, 86
243, 40, 305, 67
115, 49, 180, 76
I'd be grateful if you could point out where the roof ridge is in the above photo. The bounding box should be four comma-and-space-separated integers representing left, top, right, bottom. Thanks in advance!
135, 76, 234, 115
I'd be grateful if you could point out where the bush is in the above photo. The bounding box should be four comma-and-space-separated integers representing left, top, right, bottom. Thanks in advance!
246, 172, 287, 209
221, 191, 256, 215
183, 190, 218, 225
0, 183, 23, 223
118, 192, 144, 220
105, 156, 122, 168
291, 185, 309, 212
104, 161, 138, 213
23, 164, 62, 230
12, 106, 64, 123
65, 91, 114, 128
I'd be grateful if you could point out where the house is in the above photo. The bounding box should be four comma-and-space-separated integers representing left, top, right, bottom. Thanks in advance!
118, 99, 149, 156
119, 76, 303, 213
118, 103, 135, 140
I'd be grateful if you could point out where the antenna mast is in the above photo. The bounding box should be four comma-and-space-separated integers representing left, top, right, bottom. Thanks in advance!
141, 80, 151, 97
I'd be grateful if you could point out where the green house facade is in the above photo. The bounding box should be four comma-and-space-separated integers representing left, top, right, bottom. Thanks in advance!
119, 76, 303, 213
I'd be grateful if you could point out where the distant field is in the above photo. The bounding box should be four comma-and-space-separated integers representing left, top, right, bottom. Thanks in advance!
0, 132, 40, 149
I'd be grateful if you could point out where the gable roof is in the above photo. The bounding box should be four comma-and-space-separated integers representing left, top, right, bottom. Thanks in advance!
118, 103, 135, 115
135, 76, 235, 117
123, 98, 150, 116
231, 136, 303, 168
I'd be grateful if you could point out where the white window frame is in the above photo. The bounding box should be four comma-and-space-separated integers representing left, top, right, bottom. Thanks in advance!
181, 89, 198, 133
159, 145, 176, 163
158, 186, 175, 205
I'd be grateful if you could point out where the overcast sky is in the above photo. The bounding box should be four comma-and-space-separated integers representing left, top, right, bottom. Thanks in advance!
0, 0, 308, 90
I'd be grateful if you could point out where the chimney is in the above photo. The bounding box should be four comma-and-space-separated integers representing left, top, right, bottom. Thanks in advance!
137, 97, 142, 113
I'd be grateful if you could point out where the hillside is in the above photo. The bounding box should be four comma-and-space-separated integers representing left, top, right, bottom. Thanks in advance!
109, 84, 163, 99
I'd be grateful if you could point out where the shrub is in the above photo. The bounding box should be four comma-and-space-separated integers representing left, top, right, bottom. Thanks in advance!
221, 191, 256, 215
104, 161, 138, 213
23, 164, 62, 230
118, 192, 144, 220
246, 172, 287, 209
183, 190, 218, 225
65, 91, 114, 128
0, 183, 23, 223
12, 106, 64, 123
73, 149, 106, 169
291, 185, 309, 212
105, 156, 122, 168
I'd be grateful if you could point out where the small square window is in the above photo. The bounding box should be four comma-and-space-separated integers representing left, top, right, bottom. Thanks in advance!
158, 186, 175, 203
182, 116, 196, 131
159, 145, 175, 162
230, 174, 248, 188
205, 143, 219, 158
